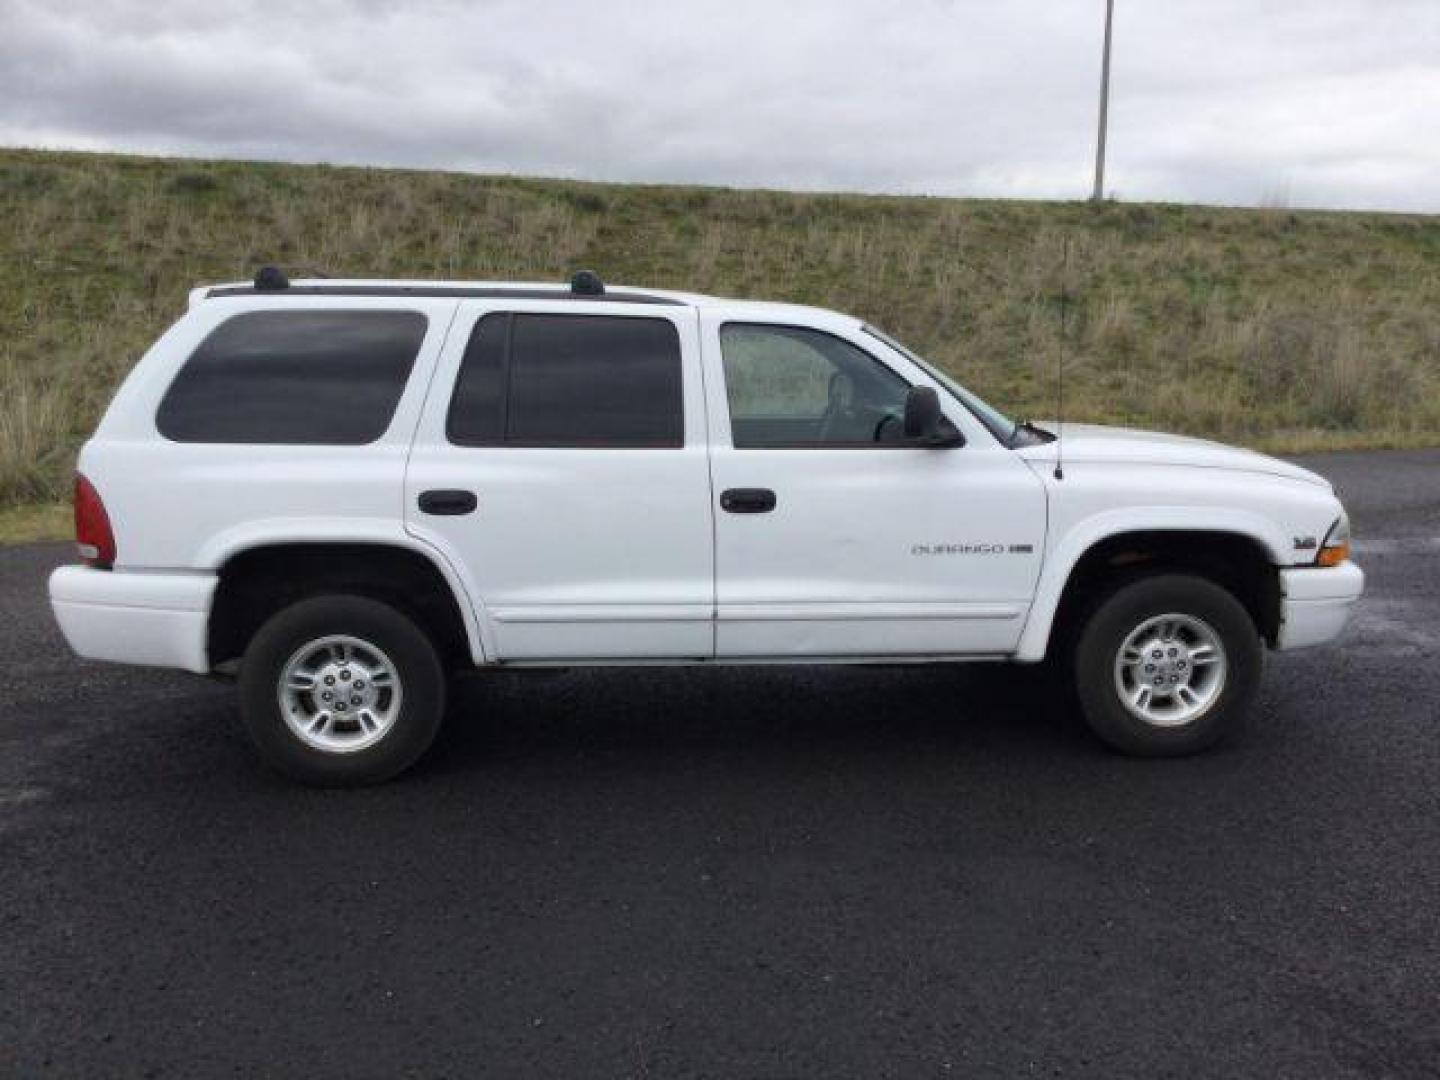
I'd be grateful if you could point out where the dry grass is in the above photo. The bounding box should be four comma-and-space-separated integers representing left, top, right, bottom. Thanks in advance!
2, 147, 1438, 519
0, 501, 70, 545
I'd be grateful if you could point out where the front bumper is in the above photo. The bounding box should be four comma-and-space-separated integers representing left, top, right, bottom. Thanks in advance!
1275, 560, 1364, 650
49, 565, 217, 673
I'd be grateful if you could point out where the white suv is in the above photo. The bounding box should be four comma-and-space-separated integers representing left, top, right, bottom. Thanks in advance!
49, 269, 1364, 784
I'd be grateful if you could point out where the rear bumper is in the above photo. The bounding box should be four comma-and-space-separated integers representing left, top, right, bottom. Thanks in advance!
1275, 560, 1364, 650
49, 565, 217, 674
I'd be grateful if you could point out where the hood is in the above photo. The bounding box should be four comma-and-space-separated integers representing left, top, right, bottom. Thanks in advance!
1018, 423, 1330, 487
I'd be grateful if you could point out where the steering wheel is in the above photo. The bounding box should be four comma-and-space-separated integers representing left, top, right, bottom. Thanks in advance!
873, 411, 903, 443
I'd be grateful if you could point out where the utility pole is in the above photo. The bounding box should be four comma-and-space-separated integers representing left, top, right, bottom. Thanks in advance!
1091, 0, 1115, 201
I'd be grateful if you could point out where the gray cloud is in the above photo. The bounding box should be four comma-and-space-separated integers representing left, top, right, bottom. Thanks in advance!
2, 0, 1436, 210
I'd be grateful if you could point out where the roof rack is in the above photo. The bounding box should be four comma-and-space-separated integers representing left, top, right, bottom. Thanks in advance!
254, 265, 289, 291
571, 269, 604, 296
205, 268, 679, 306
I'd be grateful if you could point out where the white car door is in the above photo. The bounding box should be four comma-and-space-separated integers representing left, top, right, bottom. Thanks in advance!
405, 299, 715, 661
702, 312, 1047, 658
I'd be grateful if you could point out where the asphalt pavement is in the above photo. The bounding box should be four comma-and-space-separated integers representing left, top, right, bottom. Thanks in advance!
2, 450, 1438, 1078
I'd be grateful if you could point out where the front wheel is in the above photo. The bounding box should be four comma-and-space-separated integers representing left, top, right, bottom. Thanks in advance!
238, 595, 446, 785
1073, 574, 1262, 757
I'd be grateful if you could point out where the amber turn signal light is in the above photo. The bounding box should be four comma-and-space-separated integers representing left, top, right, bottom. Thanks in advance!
1315, 512, 1351, 567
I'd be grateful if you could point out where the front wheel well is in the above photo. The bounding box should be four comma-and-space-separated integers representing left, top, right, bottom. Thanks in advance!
208, 543, 472, 670
1048, 531, 1281, 657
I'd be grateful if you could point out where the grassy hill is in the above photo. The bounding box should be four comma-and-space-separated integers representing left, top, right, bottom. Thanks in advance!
2, 147, 1438, 533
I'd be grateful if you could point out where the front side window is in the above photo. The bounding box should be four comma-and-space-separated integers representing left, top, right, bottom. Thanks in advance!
156, 310, 426, 444
447, 313, 683, 447
720, 323, 913, 447
862, 324, 1026, 445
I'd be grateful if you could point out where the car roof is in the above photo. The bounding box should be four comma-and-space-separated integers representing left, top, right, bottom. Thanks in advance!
190, 278, 858, 330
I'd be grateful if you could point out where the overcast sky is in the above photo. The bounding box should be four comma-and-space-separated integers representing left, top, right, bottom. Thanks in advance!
3, 0, 1437, 211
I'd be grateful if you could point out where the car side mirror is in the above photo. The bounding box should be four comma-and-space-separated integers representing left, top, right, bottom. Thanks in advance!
903, 386, 964, 447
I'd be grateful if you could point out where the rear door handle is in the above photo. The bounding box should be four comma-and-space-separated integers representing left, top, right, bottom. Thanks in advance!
418, 489, 477, 516
720, 488, 776, 514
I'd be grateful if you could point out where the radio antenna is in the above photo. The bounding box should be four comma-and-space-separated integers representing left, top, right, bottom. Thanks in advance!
1054, 235, 1070, 481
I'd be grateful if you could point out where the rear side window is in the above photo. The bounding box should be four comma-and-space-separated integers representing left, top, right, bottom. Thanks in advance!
156, 310, 427, 444
447, 313, 683, 447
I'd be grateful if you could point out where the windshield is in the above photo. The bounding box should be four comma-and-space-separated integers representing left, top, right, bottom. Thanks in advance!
861, 324, 1019, 444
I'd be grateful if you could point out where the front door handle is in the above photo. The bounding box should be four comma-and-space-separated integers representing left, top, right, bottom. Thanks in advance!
720, 488, 776, 514
418, 489, 478, 516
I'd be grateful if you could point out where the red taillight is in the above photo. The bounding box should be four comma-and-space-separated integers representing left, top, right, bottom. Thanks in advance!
74, 473, 116, 568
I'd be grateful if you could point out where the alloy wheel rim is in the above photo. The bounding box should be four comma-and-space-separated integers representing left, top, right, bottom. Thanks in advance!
1112, 612, 1226, 727
277, 635, 403, 753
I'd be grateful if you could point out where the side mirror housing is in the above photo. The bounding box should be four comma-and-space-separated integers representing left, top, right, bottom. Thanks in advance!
903, 386, 965, 447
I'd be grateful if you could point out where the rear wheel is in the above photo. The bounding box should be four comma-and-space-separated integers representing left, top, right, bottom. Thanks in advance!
238, 595, 445, 785
1073, 574, 1261, 756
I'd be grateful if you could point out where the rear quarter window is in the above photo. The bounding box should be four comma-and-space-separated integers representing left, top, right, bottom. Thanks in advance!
156, 310, 427, 444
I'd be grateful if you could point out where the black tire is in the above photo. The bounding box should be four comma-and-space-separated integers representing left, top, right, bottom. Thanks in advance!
237, 594, 445, 786
1072, 573, 1262, 757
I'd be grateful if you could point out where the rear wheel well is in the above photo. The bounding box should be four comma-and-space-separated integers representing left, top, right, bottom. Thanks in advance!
1049, 531, 1281, 657
208, 544, 471, 670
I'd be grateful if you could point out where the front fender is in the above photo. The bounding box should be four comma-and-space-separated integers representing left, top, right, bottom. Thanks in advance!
1014, 506, 1289, 662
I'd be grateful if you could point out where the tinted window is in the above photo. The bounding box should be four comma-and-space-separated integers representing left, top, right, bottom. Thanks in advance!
157, 310, 426, 444
445, 313, 507, 445
447, 313, 683, 447
720, 323, 912, 447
